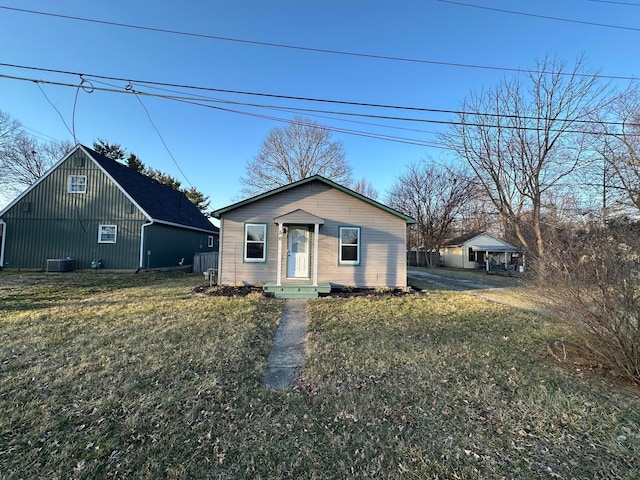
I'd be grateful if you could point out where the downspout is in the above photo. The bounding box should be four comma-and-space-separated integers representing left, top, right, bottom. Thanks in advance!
0, 220, 6, 267
139, 220, 154, 269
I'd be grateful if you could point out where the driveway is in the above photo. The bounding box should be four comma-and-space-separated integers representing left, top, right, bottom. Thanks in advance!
407, 267, 545, 313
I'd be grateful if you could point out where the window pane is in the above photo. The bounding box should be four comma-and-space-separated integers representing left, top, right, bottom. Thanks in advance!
246, 243, 264, 259
69, 175, 87, 193
246, 225, 265, 242
99, 225, 117, 243
341, 228, 359, 245
341, 245, 358, 261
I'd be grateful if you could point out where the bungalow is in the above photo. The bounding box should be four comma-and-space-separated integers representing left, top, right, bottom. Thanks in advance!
440, 231, 523, 272
212, 175, 416, 298
0, 144, 218, 270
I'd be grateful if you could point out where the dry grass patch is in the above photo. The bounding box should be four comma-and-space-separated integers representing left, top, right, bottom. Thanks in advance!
0, 271, 283, 479
1, 271, 639, 479
303, 293, 640, 478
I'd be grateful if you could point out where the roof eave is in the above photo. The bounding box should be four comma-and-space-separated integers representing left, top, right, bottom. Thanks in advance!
212, 175, 416, 224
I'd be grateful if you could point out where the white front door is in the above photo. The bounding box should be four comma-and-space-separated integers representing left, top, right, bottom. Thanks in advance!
287, 227, 309, 278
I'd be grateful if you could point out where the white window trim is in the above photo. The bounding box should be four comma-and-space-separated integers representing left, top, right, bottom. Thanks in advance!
244, 223, 267, 263
68, 175, 87, 194
208, 235, 214, 248
98, 224, 117, 244
339, 226, 361, 265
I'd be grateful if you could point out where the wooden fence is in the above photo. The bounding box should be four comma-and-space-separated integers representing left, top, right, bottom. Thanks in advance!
407, 250, 441, 267
193, 252, 219, 274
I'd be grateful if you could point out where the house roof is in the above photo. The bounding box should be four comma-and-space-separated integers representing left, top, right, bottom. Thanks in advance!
274, 209, 325, 225
212, 175, 416, 224
442, 231, 519, 250
0, 144, 217, 234
442, 231, 486, 247
82, 145, 218, 234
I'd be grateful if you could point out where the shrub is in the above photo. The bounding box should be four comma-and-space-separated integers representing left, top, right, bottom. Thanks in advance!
541, 220, 640, 384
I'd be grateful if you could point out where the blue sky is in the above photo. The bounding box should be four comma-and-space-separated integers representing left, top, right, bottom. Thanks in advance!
1, 0, 638, 215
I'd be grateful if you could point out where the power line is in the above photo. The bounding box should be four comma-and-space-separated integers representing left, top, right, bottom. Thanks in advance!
1, 72, 631, 140
0, 5, 639, 82
1, 62, 635, 129
131, 89, 194, 189
587, 0, 640, 6
437, 0, 640, 32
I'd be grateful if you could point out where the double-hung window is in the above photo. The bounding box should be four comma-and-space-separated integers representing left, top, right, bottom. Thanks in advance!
68, 175, 87, 193
244, 223, 266, 262
339, 226, 361, 265
98, 224, 117, 243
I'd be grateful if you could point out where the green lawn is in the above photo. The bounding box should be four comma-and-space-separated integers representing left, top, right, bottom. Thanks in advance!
1, 271, 638, 479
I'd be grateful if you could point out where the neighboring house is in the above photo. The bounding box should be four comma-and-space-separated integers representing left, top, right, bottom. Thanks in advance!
0, 144, 218, 270
212, 175, 416, 298
440, 231, 523, 271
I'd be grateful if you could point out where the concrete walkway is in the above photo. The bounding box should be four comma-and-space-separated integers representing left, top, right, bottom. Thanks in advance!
263, 299, 308, 390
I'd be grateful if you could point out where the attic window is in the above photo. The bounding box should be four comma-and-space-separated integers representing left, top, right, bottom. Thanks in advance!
98, 224, 117, 243
208, 235, 214, 248
68, 175, 87, 194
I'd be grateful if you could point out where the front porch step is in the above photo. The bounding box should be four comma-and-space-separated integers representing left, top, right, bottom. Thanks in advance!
263, 283, 331, 299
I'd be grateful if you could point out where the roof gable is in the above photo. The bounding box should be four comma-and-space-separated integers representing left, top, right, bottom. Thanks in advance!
0, 145, 217, 234
443, 231, 517, 249
212, 175, 415, 224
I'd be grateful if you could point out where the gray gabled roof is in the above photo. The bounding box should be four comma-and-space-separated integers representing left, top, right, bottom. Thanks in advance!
212, 175, 416, 224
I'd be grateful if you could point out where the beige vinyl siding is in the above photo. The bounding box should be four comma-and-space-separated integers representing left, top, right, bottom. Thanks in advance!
218, 180, 408, 288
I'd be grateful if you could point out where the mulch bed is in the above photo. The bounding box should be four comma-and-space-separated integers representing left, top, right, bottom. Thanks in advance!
192, 285, 422, 298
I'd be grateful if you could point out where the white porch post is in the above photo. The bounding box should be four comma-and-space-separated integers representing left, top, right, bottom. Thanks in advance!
276, 222, 283, 286
313, 223, 319, 286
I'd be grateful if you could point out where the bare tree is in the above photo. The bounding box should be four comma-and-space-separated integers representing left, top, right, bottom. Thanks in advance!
0, 109, 22, 152
592, 86, 640, 215
0, 132, 72, 201
240, 117, 351, 197
441, 55, 609, 261
386, 161, 473, 267
351, 177, 378, 200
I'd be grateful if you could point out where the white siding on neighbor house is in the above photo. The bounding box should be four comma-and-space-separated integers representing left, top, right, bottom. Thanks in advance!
441, 246, 466, 269
218, 180, 408, 288
442, 233, 515, 269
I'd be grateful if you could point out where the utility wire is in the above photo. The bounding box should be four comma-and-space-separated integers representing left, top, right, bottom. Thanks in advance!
6, 72, 630, 137
130, 86, 194, 189
34, 82, 74, 139
587, 0, 640, 6
437, 0, 640, 32
91, 78, 445, 137
1, 72, 635, 137
0, 5, 639, 81
1, 62, 635, 128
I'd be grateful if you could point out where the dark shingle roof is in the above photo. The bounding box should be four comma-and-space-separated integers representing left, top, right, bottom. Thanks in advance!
442, 231, 486, 247
83, 145, 217, 233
